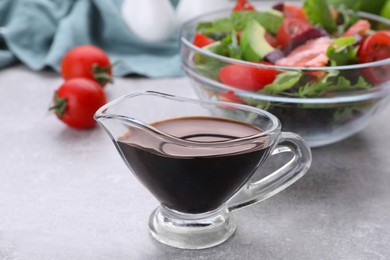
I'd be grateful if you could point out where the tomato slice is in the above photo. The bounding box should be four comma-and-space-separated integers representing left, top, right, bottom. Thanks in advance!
276, 18, 313, 48
219, 62, 278, 91
193, 33, 215, 48
283, 3, 308, 21
233, 0, 255, 12
357, 31, 390, 84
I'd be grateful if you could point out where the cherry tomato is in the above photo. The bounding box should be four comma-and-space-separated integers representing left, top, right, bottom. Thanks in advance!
61, 45, 112, 87
233, 0, 255, 12
50, 78, 107, 129
283, 3, 308, 21
193, 32, 215, 48
343, 20, 371, 37
276, 18, 313, 48
357, 31, 390, 84
219, 62, 278, 91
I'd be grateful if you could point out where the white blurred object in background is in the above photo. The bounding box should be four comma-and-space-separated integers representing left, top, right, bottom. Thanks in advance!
176, 0, 233, 27
121, 0, 177, 43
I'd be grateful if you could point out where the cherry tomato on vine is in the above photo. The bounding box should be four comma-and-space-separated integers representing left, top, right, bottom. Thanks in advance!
276, 18, 313, 48
357, 31, 390, 84
219, 62, 278, 91
61, 45, 113, 87
50, 78, 107, 129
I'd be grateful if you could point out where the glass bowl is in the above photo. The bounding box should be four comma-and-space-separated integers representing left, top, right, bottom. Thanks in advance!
180, 8, 390, 147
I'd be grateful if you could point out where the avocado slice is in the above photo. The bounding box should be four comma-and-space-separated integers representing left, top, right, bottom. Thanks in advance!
240, 20, 274, 62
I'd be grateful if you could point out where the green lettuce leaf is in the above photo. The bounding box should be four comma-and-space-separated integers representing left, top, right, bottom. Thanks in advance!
298, 71, 371, 97
220, 31, 242, 60
303, 0, 338, 33
196, 18, 233, 39
327, 0, 386, 15
332, 36, 357, 47
196, 10, 284, 37
230, 10, 284, 34
194, 60, 224, 81
327, 36, 358, 66
193, 32, 242, 79
262, 71, 302, 94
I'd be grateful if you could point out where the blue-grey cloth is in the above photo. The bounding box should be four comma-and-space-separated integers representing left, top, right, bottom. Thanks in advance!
0, 0, 183, 78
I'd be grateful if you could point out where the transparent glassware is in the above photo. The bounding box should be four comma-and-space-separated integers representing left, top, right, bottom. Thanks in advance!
180, 9, 390, 147
94, 91, 311, 249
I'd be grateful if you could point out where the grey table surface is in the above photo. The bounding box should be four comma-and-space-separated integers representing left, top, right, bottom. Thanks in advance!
0, 66, 389, 260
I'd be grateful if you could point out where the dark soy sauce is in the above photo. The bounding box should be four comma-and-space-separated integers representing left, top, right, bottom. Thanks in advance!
117, 117, 272, 214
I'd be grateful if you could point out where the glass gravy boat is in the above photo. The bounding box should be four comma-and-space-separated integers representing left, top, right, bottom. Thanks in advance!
94, 91, 311, 249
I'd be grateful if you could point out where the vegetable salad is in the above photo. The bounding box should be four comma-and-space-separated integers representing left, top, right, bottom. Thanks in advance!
192, 0, 390, 99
